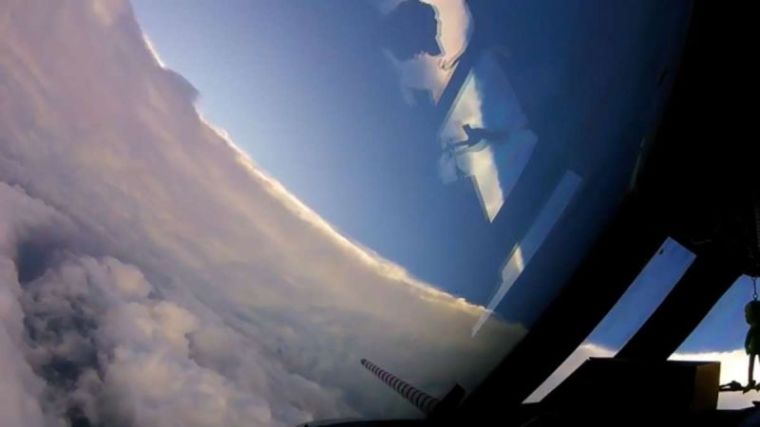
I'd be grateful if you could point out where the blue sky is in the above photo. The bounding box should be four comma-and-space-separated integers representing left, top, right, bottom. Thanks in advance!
131, 0, 745, 357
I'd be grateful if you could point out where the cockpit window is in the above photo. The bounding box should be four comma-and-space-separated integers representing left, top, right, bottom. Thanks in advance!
0, 1, 694, 425
526, 238, 695, 402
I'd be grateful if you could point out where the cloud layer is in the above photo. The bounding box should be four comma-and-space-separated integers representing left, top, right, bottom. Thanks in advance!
0, 1, 522, 426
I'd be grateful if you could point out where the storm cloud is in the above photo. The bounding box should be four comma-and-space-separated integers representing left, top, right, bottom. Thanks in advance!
0, 1, 523, 426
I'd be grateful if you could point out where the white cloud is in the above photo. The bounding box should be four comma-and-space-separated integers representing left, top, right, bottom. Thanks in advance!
0, 1, 523, 426
20, 255, 278, 427
0, 184, 74, 427
89, 0, 129, 26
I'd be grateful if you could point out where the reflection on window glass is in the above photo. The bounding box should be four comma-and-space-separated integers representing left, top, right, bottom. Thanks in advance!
526, 238, 695, 402
473, 170, 582, 335
439, 52, 537, 222
670, 276, 757, 409
382, 0, 473, 104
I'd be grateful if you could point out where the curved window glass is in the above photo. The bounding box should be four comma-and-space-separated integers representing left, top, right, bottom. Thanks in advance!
0, 1, 693, 426
527, 238, 695, 402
